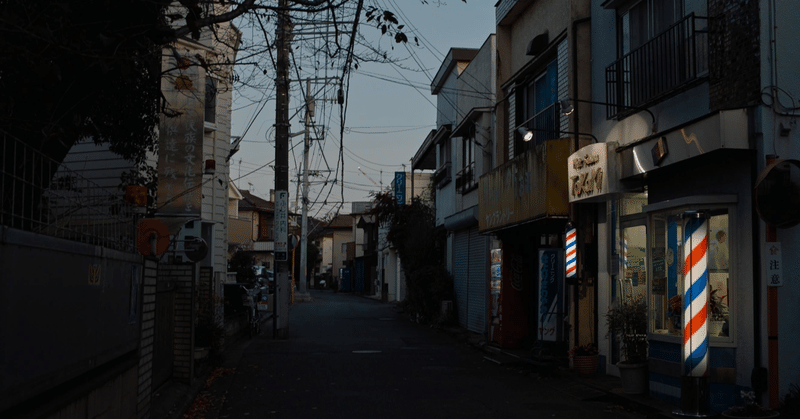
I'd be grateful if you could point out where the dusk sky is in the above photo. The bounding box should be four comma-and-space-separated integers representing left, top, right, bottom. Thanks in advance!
230, 1, 495, 219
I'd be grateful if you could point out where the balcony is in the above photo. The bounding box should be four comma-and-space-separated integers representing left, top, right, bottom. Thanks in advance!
605, 13, 709, 119
434, 161, 451, 189
455, 162, 477, 194
517, 102, 561, 155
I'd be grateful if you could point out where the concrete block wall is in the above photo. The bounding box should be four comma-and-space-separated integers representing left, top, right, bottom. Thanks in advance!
167, 264, 195, 383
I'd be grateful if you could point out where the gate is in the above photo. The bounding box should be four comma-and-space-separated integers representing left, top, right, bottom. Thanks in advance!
152, 280, 176, 390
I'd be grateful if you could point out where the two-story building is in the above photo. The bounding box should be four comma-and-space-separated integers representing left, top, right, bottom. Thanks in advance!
412, 35, 497, 336
481, 0, 591, 353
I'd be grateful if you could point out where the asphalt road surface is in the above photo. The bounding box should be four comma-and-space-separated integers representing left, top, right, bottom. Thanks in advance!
188, 291, 646, 419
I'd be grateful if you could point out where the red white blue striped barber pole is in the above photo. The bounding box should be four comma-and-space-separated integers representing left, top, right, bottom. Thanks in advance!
566, 226, 577, 279
683, 214, 709, 377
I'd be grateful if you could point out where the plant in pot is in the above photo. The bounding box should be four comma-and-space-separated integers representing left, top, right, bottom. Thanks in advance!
569, 343, 600, 376
708, 288, 728, 337
606, 295, 649, 394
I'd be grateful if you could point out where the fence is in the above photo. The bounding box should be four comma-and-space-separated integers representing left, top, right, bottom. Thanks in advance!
0, 133, 139, 252
606, 14, 709, 119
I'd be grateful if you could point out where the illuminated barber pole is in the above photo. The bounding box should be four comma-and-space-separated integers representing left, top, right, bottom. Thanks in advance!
623, 235, 629, 272
566, 225, 577, 279
683, 212, 709, 377
675, 211, 711, 417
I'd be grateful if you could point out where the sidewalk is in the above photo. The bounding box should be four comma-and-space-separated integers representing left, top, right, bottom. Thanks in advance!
150, 314, 272, 419
438, 324, 678, 419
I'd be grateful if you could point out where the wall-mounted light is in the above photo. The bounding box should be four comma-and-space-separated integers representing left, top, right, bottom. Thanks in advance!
516, 126, 534, 142
559, 97, 657, 133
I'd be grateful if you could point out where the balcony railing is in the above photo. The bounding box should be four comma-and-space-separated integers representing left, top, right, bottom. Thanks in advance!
606, 13, 708, 119
434, 161, 451, 189
455, 162, 477, 194
517, 101, 561, 155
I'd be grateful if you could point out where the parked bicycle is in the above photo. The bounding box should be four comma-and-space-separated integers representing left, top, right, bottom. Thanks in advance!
240, 284, 261, 339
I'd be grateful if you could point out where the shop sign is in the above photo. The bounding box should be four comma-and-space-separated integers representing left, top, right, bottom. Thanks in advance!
568, 142, 614, 203
156, 55, 204, 216
538, 249, 564, 342
478, 139, 570, 232
394, 171, 406, 205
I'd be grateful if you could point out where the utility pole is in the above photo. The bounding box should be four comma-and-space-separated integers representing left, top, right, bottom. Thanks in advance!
297, 78, 313, 300
273, 0, 290, 339
297, 77, 337, 300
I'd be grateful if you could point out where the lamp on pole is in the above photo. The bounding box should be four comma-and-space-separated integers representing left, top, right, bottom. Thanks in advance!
558, 97, 657, 133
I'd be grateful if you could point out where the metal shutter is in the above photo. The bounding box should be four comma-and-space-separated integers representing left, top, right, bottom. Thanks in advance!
467, 227, 487, 334
453, 230, 470, 327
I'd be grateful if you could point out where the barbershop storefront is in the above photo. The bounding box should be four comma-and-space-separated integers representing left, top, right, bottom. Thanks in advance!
581, 110, 755, 411
479, 139, 571, 349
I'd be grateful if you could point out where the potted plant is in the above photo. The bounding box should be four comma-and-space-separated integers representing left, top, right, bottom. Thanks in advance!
569, 343, 600, 376
606, 295, 649, 394
709, 288, 728, 337
722, 390, 780, 418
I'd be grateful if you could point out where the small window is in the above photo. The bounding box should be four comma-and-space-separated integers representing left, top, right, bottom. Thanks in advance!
205, 76, 217, 124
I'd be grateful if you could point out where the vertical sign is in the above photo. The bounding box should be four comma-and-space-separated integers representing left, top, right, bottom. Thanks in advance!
394, 172, 406, 205
157, 56, 204, 216
538, 249, 564, 342
766, 243, 783, 287
275, 190, 289, 261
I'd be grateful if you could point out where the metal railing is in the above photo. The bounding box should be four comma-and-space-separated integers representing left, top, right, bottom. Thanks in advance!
1, 134, 139, 252
606, 13, 709, 119
517, 101, 561, 155
455, 162, 476, 194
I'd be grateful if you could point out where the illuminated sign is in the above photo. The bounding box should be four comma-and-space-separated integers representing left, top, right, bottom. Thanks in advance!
567, 142, 620, 203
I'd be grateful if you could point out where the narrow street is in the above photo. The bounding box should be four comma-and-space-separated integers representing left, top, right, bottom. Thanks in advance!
185, 291, 646, 419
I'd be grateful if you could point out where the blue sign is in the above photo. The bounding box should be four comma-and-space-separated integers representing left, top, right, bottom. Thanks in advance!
394, 172, 406, 205
538, 249, 564, 342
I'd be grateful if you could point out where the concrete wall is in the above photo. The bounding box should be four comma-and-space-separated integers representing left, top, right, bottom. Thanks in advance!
758, 0, 800, 396
0, 229, 142, 414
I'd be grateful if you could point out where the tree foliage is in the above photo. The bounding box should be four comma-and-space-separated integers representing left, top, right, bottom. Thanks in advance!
372, 191, 451, 323
0, 0, 170, 166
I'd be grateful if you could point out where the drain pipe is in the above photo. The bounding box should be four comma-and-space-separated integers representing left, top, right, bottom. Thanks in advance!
570, 15, 592, 348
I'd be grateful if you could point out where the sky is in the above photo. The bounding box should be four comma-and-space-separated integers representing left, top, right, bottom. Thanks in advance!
229, 1, 496, 219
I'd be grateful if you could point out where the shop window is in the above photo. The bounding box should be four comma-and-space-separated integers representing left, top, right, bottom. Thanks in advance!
649, 208, 731, 340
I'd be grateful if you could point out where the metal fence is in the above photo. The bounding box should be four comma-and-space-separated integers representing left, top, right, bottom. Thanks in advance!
1, 133, 139, 252
606, 13, 709, 119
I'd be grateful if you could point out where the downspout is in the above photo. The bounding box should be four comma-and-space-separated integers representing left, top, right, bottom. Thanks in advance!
570, 15, 591, 348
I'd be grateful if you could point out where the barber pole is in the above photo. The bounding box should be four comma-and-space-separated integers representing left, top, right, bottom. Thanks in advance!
566, 226, 577, 279
683, 214, 709, 377
675, 211, 711, 417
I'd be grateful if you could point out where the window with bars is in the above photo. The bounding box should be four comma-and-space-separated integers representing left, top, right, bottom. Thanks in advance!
514, 59, 559, 155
